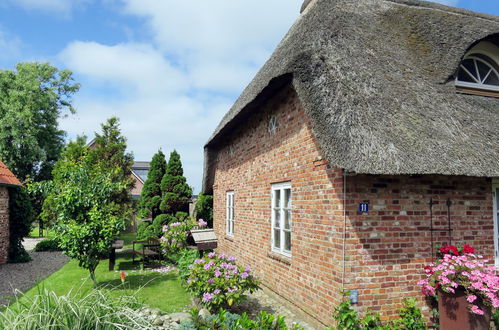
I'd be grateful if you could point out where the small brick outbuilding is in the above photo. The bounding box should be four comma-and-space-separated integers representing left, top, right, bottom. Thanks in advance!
202, 0, 499, 326
0, 161, 21, 265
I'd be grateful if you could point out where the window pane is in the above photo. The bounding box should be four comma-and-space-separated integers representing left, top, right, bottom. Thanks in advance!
284, 231, 291, 251
484, 72, 499, 86
457, 67, 475, 83
274, 230, 280, 248
476, 60, 490, 82
275, 189, 281, 208
230, 207, 233, 221
274, 208, 280, 228
284, 188, 291, 209
230, 220, 234, 234
284, 209, 291, 229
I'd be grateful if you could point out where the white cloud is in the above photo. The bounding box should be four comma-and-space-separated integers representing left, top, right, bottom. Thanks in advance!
60, 41, 188, 96
0, 30, 22, 62
58, 1, 302, 190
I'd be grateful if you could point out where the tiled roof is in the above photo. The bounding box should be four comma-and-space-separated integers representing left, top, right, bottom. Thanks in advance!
0, 161, 21, 186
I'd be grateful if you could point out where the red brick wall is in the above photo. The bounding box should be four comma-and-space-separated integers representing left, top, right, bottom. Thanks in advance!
131, 173, 144, 197
0, 186, 9, 264
210, 84, 495, 324
212, 85, 345, 325
344, 174, 493, 319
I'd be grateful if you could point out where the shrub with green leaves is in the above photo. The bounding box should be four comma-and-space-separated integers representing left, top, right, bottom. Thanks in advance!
190, 308, 303, 330
8, 186, 34, 263
34, 238, 62, 252
330, 296, 427, 330
185, 252, 260, 311
137, 150, 167, 219
194, 193, 213, 227
159, 217, 206, 257
159, 150, 192, 214
0, 289, 152, 329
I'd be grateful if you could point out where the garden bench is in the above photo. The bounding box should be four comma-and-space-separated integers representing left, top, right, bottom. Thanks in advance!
132, 237, 162, 265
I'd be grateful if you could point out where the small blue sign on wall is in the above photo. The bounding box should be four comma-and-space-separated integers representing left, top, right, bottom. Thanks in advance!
358, 202, 369, 213
350, 289, 359, 304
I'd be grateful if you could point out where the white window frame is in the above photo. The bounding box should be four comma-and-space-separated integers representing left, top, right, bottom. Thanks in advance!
493, 181, 499, 266
455, 55, 499, 92
271, 182, 292, 256
226, 191, 234, 236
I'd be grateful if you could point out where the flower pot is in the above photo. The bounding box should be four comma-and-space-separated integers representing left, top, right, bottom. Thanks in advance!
438, 288, 491, 330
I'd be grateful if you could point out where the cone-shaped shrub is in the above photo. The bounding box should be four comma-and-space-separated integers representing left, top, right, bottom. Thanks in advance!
137, 150, 166, 219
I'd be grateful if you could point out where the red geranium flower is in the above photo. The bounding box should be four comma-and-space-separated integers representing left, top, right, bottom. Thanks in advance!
462, 244, 475, 254
440, 245, 459, 256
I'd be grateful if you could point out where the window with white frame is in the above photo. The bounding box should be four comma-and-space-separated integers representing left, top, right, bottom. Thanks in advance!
226, 191, 234, 236
271, 182, 291, 255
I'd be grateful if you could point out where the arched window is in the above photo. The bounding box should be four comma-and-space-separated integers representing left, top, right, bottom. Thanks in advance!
455, 40, 499, 96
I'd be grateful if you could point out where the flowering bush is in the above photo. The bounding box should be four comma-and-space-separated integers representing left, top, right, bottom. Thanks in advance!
185, 252, 260, 310
160, 218, 208, 255
418, 244, 499, 315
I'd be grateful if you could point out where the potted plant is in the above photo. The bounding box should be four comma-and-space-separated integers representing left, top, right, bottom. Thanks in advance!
418, 244, 499, 330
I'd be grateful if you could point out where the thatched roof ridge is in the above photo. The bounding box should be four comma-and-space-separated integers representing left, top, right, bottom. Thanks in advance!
203, 0, 499, 193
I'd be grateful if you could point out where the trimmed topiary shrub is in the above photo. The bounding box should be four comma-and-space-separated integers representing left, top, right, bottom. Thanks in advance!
137, 150, 166, 219
34, 238, 62, 252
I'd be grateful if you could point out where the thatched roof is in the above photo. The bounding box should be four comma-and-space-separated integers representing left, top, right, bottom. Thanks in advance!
203, 0, 499, 193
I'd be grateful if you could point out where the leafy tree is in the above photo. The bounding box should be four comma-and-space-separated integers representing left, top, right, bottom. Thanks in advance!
8, 187, 34, 263
43, 118, 133, 285
0, 62, 80, 181
160, 150, 192, 214
195, 193, 213, 227
137, 150, 166, 219
87, 117, 134, 206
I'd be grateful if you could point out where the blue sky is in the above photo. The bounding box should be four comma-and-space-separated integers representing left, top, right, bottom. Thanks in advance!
0, 0, 497, 191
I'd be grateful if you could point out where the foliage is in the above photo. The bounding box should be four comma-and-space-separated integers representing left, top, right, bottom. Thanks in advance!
330, 296, 427, 330
191, 309, 303, 330
185, 252, 260, 311
25, 178, 53, 235
418, 244, 499, 315
136, 220, 155, 240
0, 62, 80, 181
34, 238, 62, 252
138, 150, 167, 219
392, 298, 428, 330
195, 193, 213, 227
159, 217, 206, 257
8, 187, 33, 263
176, 249, 200, 280
493, 307, 499, 328
43, 118, 133, 285
0, 288, 152, 329
87, 117, 135, 207
159, 150, 192, 214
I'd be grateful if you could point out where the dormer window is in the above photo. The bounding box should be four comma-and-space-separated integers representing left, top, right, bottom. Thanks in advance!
456, 55, 499, 91
455, 40, 499, 97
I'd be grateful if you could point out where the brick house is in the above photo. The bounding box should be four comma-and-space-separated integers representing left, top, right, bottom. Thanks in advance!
0, 161, 22, 265
202, 0, 499, 325
130, 161, 150, 200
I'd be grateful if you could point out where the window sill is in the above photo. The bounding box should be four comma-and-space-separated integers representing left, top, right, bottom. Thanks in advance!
268, 251, 291, 265
225, 236, 234, 242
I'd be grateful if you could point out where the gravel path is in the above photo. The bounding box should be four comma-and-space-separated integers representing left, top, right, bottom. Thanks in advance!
0, 239, 69, 306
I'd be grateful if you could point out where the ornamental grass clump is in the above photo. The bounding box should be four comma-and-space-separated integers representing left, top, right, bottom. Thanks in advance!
418, 244, 499, 315
0, 288, 152, 329
186, 252, 260, 310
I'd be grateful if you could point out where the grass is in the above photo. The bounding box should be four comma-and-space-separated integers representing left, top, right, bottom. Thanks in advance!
28, 226, 56, 238
20, 232, 192, 313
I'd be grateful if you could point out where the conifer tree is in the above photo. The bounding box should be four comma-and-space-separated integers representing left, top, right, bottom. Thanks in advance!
137, 150, 166, 219
160, 150, 192, 214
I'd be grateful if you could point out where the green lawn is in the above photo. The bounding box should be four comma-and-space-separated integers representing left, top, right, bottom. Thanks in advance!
28, 226, 56, 238
22, 232, 192, 313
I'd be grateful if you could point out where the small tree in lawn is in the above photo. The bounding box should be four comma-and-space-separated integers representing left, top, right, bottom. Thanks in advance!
43, 119, 132, 286
137, 150, 166, 220
160, 150, 192, 215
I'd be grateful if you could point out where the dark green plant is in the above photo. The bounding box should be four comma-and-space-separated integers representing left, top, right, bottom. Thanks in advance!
8, 186, 33, 263
194, 309, 303, 330
34, 238, 62, 252
493, 308, 499, 329
0, 62, 80, 182
25, 179, 53, 237
195, 193, 213, 227
393, 298, 427, 330
159, 150, 192, 214
138, 150, 166, 219
176, 249, 199, 279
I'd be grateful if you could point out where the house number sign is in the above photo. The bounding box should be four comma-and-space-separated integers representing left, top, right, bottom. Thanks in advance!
358, 202, 369, 213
